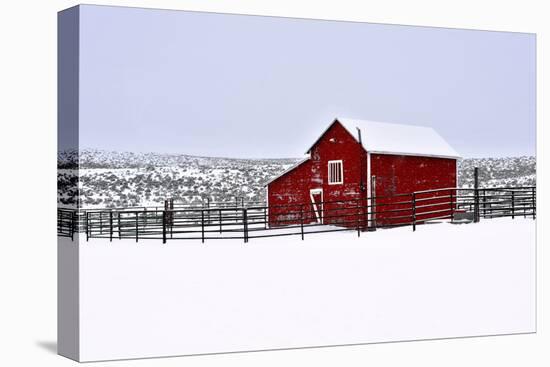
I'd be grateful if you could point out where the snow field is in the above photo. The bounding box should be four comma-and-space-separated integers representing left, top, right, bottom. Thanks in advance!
60, 217, 535, 361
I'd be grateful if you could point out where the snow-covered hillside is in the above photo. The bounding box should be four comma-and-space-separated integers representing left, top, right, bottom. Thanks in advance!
457, 156, 535, 188
58, 149, 297, 208
57, 149, 536, 209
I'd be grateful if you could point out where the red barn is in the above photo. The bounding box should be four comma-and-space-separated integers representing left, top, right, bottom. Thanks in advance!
266, 118, 460, 229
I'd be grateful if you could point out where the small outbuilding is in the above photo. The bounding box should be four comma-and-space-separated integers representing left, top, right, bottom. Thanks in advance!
265, 118, 461, 229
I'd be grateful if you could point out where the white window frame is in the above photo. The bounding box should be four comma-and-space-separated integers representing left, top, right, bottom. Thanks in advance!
327, 160, 344, 185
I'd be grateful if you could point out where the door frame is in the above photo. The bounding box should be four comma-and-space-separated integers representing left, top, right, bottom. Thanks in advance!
309, 188, 324, 224
370, 175, 377, 228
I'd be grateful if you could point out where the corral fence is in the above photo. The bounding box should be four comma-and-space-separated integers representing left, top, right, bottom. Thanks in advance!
58, 186, 536, 243
59, 196, 263, 234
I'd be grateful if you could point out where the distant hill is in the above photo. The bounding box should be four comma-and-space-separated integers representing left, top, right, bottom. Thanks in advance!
457, 156, 535, 188
58, 149, 535, 208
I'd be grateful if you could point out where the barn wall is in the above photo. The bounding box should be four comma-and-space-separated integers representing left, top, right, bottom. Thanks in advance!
267, 160, 315, 226
268, 121, 367, 228
370, 154, 457, 226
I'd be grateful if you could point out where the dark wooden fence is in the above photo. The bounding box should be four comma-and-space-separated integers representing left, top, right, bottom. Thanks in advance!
57, 186, 535, 244
57, 208, 77, 240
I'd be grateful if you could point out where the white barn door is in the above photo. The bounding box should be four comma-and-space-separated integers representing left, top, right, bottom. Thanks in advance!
309, 188, 323, 224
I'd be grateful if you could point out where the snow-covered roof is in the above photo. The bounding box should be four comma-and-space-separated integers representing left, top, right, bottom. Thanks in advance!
308, 118, 461, 159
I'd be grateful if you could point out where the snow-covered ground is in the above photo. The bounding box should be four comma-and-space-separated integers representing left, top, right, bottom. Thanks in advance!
59, 217, 535, 361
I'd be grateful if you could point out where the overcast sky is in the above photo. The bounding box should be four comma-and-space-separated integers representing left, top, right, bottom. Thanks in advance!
78, 5, 535, 159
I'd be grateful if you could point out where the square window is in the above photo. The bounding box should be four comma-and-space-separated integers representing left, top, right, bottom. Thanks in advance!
328, 160, 343, 185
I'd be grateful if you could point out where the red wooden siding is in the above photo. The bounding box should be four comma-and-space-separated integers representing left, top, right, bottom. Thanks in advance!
370, 154, 457, 226
268, 121, 367, 227
309, 121, 367, 227
268, 160, 315, 226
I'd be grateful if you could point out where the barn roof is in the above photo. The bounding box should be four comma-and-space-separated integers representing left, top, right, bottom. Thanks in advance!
307, 118, 461, 159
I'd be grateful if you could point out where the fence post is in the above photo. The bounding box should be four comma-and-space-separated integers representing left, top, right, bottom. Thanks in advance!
450, 189, 454, 221
235, 197, 238, 223
86, 211, 89, 241
201, 210, 205, 243
473, 191, 477, 222
170, 210, 173, 239
264, 207, 267, 229
243, 208, 248, 243
356, 199, 361, 237
144, 207, 148, 227
135, 212, 139, 242
219, 209, 222, 233
519, 189, 529, 218
531, 187, 537, 219
205, 197, 210, 224
170, 200, 174, 239
109, 211, 113, 242
370, 175, 377, 231
71, 210, 76, 241
483, 189, 487, 218
300, 204, 304, 241
118, 212, 121, 240
474, 167, 480, 223
412, 192, 416, 231
511, 191, 515, 219
162, 210, 167, 244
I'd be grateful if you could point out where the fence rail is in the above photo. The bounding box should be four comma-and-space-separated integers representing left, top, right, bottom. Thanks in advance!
58, 186, 536, 244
